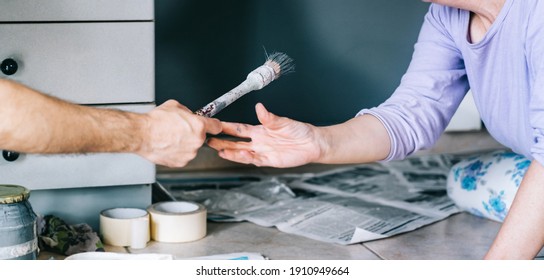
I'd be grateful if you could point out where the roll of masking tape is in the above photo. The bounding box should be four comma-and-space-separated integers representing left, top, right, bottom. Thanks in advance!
99, 208, 150, 248
147, 201, 207, 243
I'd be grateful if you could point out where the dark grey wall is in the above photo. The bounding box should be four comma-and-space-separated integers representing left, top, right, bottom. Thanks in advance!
155, 0, 429, 125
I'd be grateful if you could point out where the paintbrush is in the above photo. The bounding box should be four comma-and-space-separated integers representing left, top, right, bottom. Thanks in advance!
195, 52, 295, 117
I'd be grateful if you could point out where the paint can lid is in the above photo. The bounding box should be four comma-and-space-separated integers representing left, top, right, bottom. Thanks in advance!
0, 185, 30, 204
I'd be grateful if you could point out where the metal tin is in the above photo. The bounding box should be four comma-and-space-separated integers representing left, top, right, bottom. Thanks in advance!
0, 185, 38, 260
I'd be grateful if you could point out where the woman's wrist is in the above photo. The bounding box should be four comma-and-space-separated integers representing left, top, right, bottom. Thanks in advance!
313, 125, 332, 164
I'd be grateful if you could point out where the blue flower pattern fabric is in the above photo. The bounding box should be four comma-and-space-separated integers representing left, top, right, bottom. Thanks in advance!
447, 151, 530, 222
482, 190, 507, 221
452, 158, 491, 191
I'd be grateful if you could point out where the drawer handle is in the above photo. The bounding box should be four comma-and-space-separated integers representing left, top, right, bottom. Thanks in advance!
2, 150, 20, 162
1, 58, 18, 76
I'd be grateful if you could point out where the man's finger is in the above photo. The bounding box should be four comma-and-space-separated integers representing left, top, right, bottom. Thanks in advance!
204, 118, 222, 135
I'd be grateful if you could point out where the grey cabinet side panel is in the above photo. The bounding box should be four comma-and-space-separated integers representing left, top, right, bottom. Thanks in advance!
0, 22, 154, 104
0, 0, 154, 22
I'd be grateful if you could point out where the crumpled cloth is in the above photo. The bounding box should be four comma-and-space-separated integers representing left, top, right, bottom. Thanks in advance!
37, 215, 105, 256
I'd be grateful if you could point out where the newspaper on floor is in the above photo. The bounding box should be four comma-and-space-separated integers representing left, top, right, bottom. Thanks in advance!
158, 154, 463, 245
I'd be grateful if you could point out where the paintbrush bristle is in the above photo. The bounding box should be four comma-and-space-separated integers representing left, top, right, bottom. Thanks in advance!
265, 52, 295, 79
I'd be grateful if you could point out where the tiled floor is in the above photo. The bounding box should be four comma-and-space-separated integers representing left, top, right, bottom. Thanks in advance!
39, 130, 543, 260
40, 212, 542, 260
129, 222, 380, 260
363, 212, 501, 259
132, 212, 544, 259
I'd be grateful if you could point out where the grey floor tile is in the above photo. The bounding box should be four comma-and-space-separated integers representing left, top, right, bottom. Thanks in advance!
38, 244, 128, 260
364, 212, 544, 260
363, 213, 502, 259
128, 222, 380, 260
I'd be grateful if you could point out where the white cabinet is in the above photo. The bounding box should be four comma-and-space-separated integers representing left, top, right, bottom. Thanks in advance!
0, 0, 155, 190
445, 90, 482, 132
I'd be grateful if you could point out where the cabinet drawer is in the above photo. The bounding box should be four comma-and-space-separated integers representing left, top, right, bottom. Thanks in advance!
0, 104, 156, 190
0, 22, 154, 104
0, 0, 153, 22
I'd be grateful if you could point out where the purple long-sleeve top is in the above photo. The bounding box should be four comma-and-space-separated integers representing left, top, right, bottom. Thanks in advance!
360, 0, 544, 166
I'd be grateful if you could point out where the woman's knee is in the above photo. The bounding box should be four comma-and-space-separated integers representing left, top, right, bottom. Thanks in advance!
447, 151, 530, 222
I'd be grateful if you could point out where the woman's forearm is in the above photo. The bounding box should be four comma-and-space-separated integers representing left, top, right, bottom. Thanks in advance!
316, 114, 391, 164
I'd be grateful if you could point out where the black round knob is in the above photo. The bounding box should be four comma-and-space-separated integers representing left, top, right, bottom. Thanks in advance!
1, 58, 18, 75
3, 150, 20, 162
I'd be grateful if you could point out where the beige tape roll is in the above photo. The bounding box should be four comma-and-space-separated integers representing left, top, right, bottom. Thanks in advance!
99, 208, 150, 248
147, 201, 207, 243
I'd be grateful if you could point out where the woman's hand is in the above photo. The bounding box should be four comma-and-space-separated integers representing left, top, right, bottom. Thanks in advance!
207, 103, 323, 168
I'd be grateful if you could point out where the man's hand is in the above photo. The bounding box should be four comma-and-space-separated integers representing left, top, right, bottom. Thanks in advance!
0, 79, 221, 168
139, 100, 222, 167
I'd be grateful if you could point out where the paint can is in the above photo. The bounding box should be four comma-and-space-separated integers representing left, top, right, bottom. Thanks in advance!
0, 185, 38, 260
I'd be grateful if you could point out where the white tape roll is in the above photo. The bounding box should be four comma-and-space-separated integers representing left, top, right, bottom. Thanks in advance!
147, 201, 207, 243
99, 208, 150, 248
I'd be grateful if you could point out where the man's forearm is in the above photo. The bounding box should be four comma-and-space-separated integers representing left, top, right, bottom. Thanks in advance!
0, 79, 146, 154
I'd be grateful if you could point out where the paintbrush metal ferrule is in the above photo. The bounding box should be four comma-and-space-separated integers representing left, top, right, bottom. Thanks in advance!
246, 64, 276, 90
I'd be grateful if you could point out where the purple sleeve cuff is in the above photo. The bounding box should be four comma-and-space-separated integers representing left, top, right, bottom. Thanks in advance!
357, 109, 398, 162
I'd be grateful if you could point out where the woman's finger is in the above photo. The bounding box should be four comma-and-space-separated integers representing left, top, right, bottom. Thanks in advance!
218, 149, 259, 165
220, 121, 255, 139
207, 137, 253, 151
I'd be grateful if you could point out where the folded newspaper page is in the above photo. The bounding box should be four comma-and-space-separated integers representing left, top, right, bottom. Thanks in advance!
157, 154, 463, 245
